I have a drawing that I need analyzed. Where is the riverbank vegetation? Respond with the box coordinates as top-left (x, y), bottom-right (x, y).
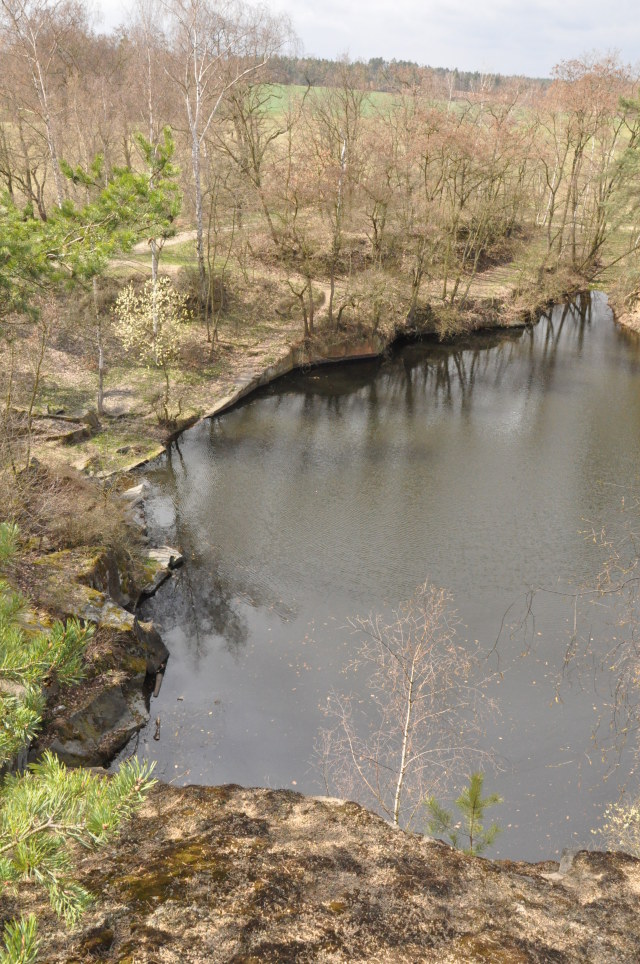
top-left (0, 522), bottom-right (155, 957)
top-left (1, 3), bottom-right (640, 958)
top-left (2, 0), bottom-right (640, 475)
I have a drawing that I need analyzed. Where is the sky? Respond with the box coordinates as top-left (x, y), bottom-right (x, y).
top-left (95, 0), bottom-right (640, 79)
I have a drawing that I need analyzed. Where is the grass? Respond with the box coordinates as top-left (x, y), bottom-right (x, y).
top-left (261, 83), bottom-right (395, 118)
top-left (7, 247), bottom-right (305, 474)
top-left (8, 178), bottom-right (639, 480)
top-left (36, 382), bottom-right (96, 415)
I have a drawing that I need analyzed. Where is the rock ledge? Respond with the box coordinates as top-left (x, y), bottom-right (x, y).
top-left (28, 783), bottom-right (640, 963)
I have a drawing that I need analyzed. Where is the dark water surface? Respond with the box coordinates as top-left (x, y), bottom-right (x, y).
top-left (127, 293), bottom-right (640, 859)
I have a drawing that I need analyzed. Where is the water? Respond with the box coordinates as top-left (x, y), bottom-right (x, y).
top-left (125, 293), bottom-right (640, 860)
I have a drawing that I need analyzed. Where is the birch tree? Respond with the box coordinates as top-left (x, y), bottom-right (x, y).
top-left (0, 0), bottom-right (85, 208)
top-left (317, 581), bottom-right (496, 828)
top-left (163, 0), bottom-right (289, 311)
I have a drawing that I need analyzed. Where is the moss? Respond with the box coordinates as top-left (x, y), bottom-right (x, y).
top-left (79, 926), bottom-right (115, 954)
top-left (121, 654), bottom-right (147, 676)
top-left (117, 842), bottom-right (229, 909)
top-left (33, 547), bottom-right (103, 577)
top-left (328, 900), bottom-right (347, 914)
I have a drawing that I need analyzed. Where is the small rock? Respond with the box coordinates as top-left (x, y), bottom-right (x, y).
top-left (124, 506), bottom-right (146, 531)
top-left (139, 545), bottom-right (184, 598)
top-left (148, 545), bottom-right (184, 571)
top-left (121, 481), bottom-right (150, 505)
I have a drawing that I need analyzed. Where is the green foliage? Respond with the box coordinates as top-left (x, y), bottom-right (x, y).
top-left (0, 522), bottom-right (156, 956)
top-left (0, 195), bottom-right (54, 320)
top-left (0, 581), bottom-right (91, 769)
top-left (0, 129), bottom-right (182, 324)
top-left (0, 524), bottom-right (18, 568)
top-left (115, 276), bottom-right (190, 356)
top-left (133, 127), bottom-right (182, 243)
top-left (114, 276), bottom-right (190, 421)
top-left (0, 516), bottom-right (91, 774)
top-left (0, 915), bottom-right (39, 964)
top-left (426, 772), bottom-right (502, 856)
top-left (0, 752), bottom-right (156, 925)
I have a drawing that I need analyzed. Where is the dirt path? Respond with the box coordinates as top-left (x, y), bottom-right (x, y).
top-left (131, 229), bottom-right (198, 253)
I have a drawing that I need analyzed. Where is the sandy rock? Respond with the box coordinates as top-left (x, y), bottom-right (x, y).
top-left (139, 546), bottom-right (184, 598)
top-left (28, 783), bottom-right (640, 963)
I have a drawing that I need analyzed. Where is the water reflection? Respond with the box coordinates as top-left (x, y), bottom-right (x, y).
top-left (126, 292), bottom-right (640, 860)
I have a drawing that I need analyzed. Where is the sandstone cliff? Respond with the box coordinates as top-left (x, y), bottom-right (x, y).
top-left (21, 782), bottom-right (640, 963)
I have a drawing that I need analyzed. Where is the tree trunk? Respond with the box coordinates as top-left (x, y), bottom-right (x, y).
top-left (191, 129), bottom-right (207, 314)
top-left (150, 238), bottom-right (160, 360)
top-left (92, 278), bottom-right (105, 416)
top-left (393, 660), bottom-right (416, 826)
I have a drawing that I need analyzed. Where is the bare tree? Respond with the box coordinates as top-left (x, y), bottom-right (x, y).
top-left (0, 0), bottom-right (86, 207)
top-left (305, 61), bottom-right (367, 326)
top-left (162, 0), bottom-right (290, 311)
top-left (317, 581), bottom-right (496, 828)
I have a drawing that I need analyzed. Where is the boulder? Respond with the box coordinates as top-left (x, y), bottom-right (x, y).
top-left (133, 618), bottom-right (169, 674)
top-left (30, 783), bottom-right (640, 962)
top-left (46, 686), bottom-right (149, 767)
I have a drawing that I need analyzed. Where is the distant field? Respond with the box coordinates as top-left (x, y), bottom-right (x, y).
top-left (261, 83), bottom-right (394, 117)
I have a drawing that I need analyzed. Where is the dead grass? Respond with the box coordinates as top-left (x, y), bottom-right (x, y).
top-left (0, 459), bottom-right (133, 554)
top-left (1, 215), bottom-right (614, 479)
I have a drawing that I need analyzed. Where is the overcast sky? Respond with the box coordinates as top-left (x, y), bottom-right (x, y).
top-left (95, 0), bottom-right (640, 78)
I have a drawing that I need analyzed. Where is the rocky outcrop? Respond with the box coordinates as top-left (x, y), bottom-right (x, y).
top-left (27, 782), bottom-right (640, 962)
top-left (46, 686), bottom-right (149, 767)
top-left (29, 539), bottom-right (171, 767)
top-left (35, 609), bottom-right (169, 767)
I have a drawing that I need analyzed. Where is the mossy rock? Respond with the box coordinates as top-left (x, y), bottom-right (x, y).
top-left (117, 842), bottom-right (229, 909)
top-left (47, 686), bottom-right (149, 766)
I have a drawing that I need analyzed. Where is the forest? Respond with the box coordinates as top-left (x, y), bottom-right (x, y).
top-left (2, 0), bottom-right (640, 349)
top-left (3, 0), bottom-right (640, 958)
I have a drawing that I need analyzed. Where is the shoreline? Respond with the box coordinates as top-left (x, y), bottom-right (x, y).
top-left (25, 290), bottom-right (589, 772)
top-left (113, 304), bottom-right (540, 479)
top-left (26, 289), bottom-right (634, 796)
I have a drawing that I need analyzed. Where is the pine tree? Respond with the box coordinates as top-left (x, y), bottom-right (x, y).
top-left (426, 772), bottom-right (502, 856)
top-left (0, 523), bottom-right (155, 960)
top-left (1, 133), bottom-right (182, 326)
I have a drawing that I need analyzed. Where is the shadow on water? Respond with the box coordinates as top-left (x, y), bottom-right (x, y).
top-left (118, 292), bottom-right (640, 860)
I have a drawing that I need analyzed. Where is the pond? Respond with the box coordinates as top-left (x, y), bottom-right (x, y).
top-left (126, 292), bottom-right (640, 860)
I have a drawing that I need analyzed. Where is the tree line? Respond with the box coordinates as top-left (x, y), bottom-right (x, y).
top-left (266, 55), bottom-right (549, 93)
top-left (2, 0), bottom-right (640, 346)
